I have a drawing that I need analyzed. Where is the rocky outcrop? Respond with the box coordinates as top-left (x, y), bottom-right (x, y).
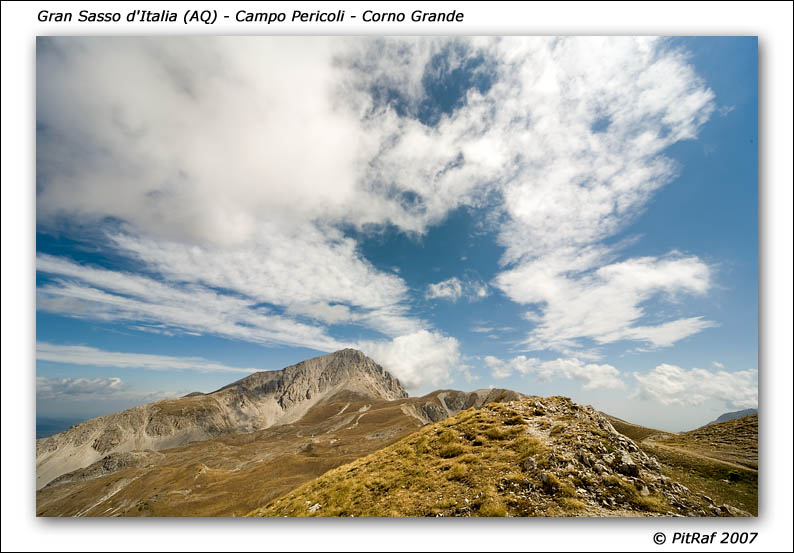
top-left (36, 349), bottom-right (406, 489)
top-left (214, 348), bottom-right (407, 408)
top-left (401, 389), bottom-right (525, 424)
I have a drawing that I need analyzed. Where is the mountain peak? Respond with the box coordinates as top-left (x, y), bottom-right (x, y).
top-left (216, 348), bottom-right (406, 403)
top-left (37, 349), bottom-right (405, 489)
top-left (331, 347), bottom-right (368, 358)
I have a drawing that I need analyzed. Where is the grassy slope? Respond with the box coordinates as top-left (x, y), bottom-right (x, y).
top-left (36, 389), bottom-right (519, 516)
top-left (249, 398), bottom-right (697, 518)
top-left (36, 395), bottom-right (424, 516)
top-left (251, 405), bottom-right (538, 517)
top-left (606, 414), bottom-right (758, 516)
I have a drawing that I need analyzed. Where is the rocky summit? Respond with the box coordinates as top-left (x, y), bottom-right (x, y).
top-left (36, 349), bottom-right (406, 489)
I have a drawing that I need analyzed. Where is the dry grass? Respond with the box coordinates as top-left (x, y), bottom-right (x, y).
top-left (641, 443), bottom-right (758, 516)
top-left (248, 404), bottom-right (553, 517)
top-left (37, 396), bottom-right (430, 517)
top-left (607, 413), bottom-right (758, 516)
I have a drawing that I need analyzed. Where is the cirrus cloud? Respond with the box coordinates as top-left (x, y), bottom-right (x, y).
top-left (36, 342), bottom-right (261, 374)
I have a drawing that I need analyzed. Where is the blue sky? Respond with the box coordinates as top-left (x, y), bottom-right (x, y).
top-left (35, 36), bottom-right (758, 430)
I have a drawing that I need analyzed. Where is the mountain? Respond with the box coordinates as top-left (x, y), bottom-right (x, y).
top-left (248, 396), bottom-right (742, 517)
top-left (37, 386), bottom-right (523, 516)
top-left (36, 349), bottom-right (755, 517)
top-left (706, 408), bottom-right (757, 426)
top-left (36, 348), bottom-right (406, 489)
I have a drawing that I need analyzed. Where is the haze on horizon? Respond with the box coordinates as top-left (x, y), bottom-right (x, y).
top-left (35, 36), bottom-right (758, 431)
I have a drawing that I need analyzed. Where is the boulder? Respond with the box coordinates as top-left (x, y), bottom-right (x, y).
top-left (614, 452), bottom-right (640, 477)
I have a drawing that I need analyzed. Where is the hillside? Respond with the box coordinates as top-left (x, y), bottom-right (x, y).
top-left (36, 386), bottom-right (522, 516)
top-left (249, 397), bottom-right (743, 517)
top-left (660, 414), bottom-right (758, 470)
top-left (36, 349), bottom-right (405, 489)
top-left (606, 413), bottom-right (758, 515)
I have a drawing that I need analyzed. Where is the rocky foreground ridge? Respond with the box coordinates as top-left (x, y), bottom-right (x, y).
top-left (250, 397), bottom-right (750, 517)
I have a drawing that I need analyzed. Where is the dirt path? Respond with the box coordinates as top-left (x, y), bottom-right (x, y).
top-left (642, 440), bottom-right (757, 473)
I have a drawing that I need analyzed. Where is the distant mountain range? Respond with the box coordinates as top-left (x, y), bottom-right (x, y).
top-left (36, 349), bottom-right (756, 517)
top-left (707, 408), bottom-right (758, 426)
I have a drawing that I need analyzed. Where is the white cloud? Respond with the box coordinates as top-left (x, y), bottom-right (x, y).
top-left (425, 277), bottom-right (490, 302)
top-left (632, 364), bottom-right (757, 408)
top-left (37, 37), bottom-right (380, 244)
top-left (426, 277), bottom-right (464, 301)
top-left (36, 376), bottom-right (179, 403)
top-left (37, 36), bottom-right (715, 248)
top-left (36, 253), bottom-right (467, 390)
top-left (358, 330), bottom-right (462, 390)
top-left (36, 37), bottom-right (718, 374)
top-left (37, 376), bottom-right (125, 398)
top-left (36, 342), bottom-right (260, 374)
top-left (484, 354), bottom-right (624, 390)
top-left (109, 230), bottom-right (409, 321)
top-left (484, 355), bottom-right (515, 379)
top-left (496, 250), bottom-right (715, 351)
top-left (712, 361), bottom-right (725, 369)
top-left (285, 303), bottom-right (353, 325)
top-left (36, 254), bottom-right (346, 351)
top-left (536, 358), bottom-right (625, 390)
top-left (472, 324), bottom-right (515, 335)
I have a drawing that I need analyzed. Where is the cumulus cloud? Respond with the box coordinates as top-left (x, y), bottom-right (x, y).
top-left (632, 364), bottom-right (757, 408)
top-left (359, 330), bottom-right (462, 390)
top-left (36, 37), bottom-right (718, 384)
top-left (37, 37), bottom-right (378, 244)
top-left (425, 277), bottom-right (489, 302)
top-left (426, 277), bottom-right (464, 301)
top-left (536, 358), bottom-right (626, 390)
top-left (484, 354), bottom-right (625, 390)
top-left (36, 342), bottom-right (261, 374)
top-left (484, 355), bottom-right (517, 379)
top-left (36, 376), bottom-right (179, 403)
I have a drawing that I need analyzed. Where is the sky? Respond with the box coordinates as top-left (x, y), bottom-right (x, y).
top-left (35, 36), bottom-right (758, 431)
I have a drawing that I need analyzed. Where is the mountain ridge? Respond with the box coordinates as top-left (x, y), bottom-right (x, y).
top-left (706, 408), bottom-right (757, 427)
top-left (36, 348), bottom-right (405, 489)
top-left (36, 386), bottom-right (525, 516)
